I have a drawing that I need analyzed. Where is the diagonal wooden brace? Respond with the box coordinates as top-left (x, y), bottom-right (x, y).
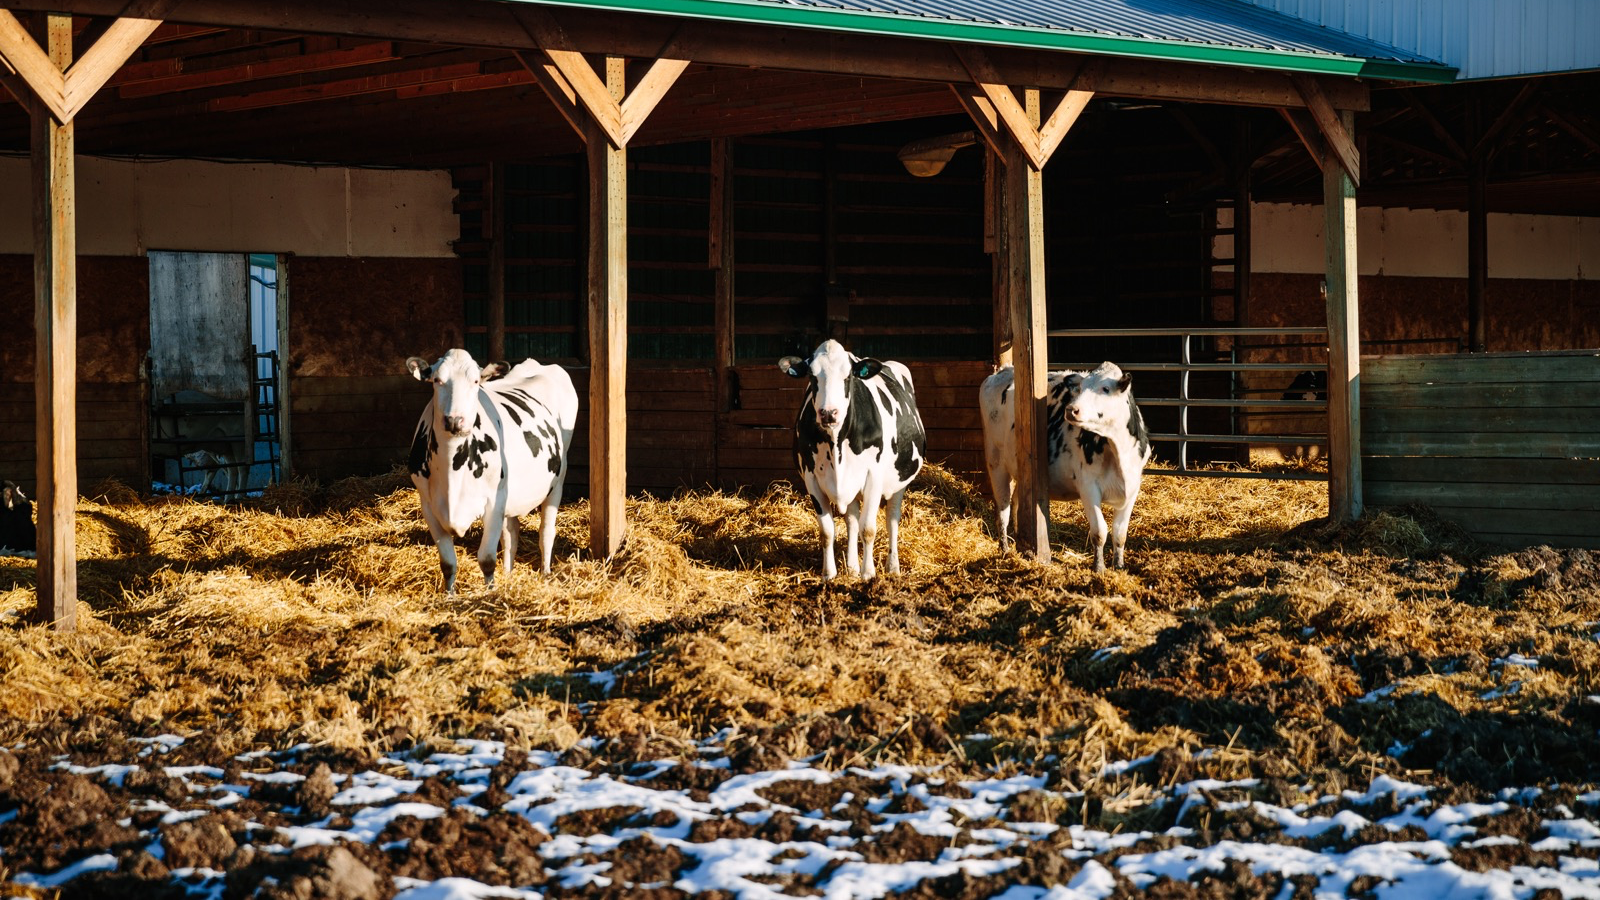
top-left (0, 1), bottom-right (172, 123)
top-left (1291, 73), bottom-right (1360, 187)
top-left (954, 45), bottom-right (1092, 171)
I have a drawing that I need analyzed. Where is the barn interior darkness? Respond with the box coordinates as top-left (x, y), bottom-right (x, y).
top-left (1, 16), bottom-right (1597, 486)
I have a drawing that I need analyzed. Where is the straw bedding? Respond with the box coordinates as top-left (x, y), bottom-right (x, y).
top-left (2, 461), bottom-right (1597, 797)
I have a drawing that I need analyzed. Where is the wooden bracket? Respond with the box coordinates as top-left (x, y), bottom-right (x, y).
top-left (1400, 88), bottom-right (1467, 163)
top-left (954, 45), bottom-right (1092, 170)
top-left (1277, 106), bottom-right (1325, 170)
top-left (1290, 74), bottom-right (1360, 187)
top-left (515, 6), bottom-right (686, 149)
top-left (0, 1), bottom-right (173, 123)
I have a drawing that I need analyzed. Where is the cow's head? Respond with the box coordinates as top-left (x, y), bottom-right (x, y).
top-left (1, 480), bottom-right (26, 512)
top-left (1065, 362), bottom-right (1134, 430)
top-left (407, 349), bottom-right (507, 437)
top-left (779, 340), bottom-right (883, 435)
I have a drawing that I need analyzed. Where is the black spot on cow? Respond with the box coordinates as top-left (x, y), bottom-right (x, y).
top-left (523, 429), bottom-right (543, 461)
top-left (884, 377), bottom-right (925, 483)
top-left (1283, 370), bottom-right (1328, 402)
top-left (1126, 395), bottom-right (1151, 459)
top-left (499, 389), bottom-right (540, 420)
top-left (1078, 429), bottom-right (1108, 465)
top-left (408, 418), bottom-right (434, 477)
top-left (501, 402), bottom-right (523, 426)
top-left (452, 431), bottom-right (496, 478)
top-left (843, 376), bottom-right (886, 460)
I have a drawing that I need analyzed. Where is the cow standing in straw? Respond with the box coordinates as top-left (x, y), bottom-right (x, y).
top-left (980, 361), bottom-right (1153, 572)
top-left (407, 349), bottom-right (578, 592)
top-left (780, 339), bottom-right (926, 580)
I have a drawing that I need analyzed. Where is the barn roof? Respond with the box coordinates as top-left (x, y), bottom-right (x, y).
top-left (532, 0), bottom-right (1458, 81)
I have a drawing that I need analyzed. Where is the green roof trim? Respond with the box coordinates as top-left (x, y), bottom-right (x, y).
top-left (525, 0), bottom-right (1458, 83)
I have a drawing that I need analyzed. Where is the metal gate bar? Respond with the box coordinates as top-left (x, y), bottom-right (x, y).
top-left (1049, 325), bottom-right (1329, 482)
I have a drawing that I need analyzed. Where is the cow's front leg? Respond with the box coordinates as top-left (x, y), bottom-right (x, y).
top-left (1080, 487), bottom-right (1109, 573)
top-left (844, 498), bottom-right (863, 578)
top-left (501, 515), bottom-right (521, 579)
top-left (478, 510), bottom-right (506, 589)
top-left (884, 488), bottom-right (908, 575)
top-left (858, 491), bottom-right (884, 580)
top-left (417, 500), bottom-right (459, 593)
top-left (815, 508), bottom-right (839, 579)
top-left (1109, 486), bottom-right (1140, 570)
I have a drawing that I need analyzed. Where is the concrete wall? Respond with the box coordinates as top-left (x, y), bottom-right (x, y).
top-left (0, 156), bottom-right (458, 258)
top-left (1216, 203), bottom-right (1599, 281)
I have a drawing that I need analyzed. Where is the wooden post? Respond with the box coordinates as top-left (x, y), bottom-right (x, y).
top-left (710, 137), bottom-right (735, 412)
top-left (32, 13), bottom-right (76, 630)
top-left (1466, 94), bottom-right (1488, 353)
top-left (1324, 108), bottom-right (1363, 524)
top-left (587, 57), bottom-right (628, 558)
top-left (487, 161), bottom-right (507, 362)
top-left (987, 148), bottom-right (1012, 368)
top-left (1006, 88), bottom-right (1050, 561)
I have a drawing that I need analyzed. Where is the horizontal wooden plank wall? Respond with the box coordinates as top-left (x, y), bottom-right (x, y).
top-left (290, 374), bottom-right (422, 483)
top-left (0, 382), bottom-right (146, 488)
top-left (1362, 350), bottom-right (1600, 549)
top-left (718, 359), bottom-right (992, 492)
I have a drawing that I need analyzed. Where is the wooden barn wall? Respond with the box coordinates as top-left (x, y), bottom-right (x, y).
top-left (1362, 350), bottom-right (1600, 550)
top-left (0, 254), bottom-right (149, 488)
top-left (286, 257), bottom-right (463, 483)
top-left (453, 123), bottom-right (996, 493)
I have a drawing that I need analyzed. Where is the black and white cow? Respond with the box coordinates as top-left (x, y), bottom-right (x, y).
top-left (779, 340), bottom-right (926, 580)
top-left (979, 361), bottom-right (1153, 572)
top-left (407, 349), bottom-right (578, 592)
top-left (1, 480), bottom-right (36, 558)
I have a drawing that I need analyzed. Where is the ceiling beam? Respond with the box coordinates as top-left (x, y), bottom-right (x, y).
top-left (0, 0), bottom-right (1371, 110)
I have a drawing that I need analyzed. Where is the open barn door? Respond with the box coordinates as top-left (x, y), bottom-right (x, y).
top-left (147, 251), bottom-right (283, 499)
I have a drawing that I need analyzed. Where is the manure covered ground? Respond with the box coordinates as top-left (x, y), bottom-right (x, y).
top-left (1, 464), bottom-right (1598, 899)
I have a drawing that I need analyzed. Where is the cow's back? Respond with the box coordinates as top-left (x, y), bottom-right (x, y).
top-left (481, 361), bottom-right (578, 517)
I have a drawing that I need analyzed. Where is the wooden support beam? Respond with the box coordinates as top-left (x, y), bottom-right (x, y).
top-left (1323, 108), bottom-right (1362, 524)
top-left (112, 41), bottom-right (401, 99)
top-left (710, 137), bottom-right (735, 416)
top-left (32, 13), bottom-right (77, 630)
top-left (956, 46), bottom-right (1091, 171)
top-left (587, 56), bottom-right (628, 559)
top-left (0, 3), bottom-right (168, 122)
top-left (950, 84), bottom-right (1004, 160)
top-left (1475, 79), bottom-right (1540, 160)
top-left (1291, 74), bottom-right (1359, 187)
top-left (987, 146), bottom-right (1011, 368)
top-left (516, 50), bottom-right (587, 141)
top-left (1277, 106), bottom-right (1324, 170)
top-left (1005, 87), bottom-right (1050, 561)
top-left (619, 56), bottom-right (688, 145)
top-left (1400, 88), bottom-right (1467, 162)
top-left (487, 160), bottom-right (505, 362)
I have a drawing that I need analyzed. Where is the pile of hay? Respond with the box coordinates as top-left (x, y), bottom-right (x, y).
top-left (2, 461), bottom-right (1596, 795)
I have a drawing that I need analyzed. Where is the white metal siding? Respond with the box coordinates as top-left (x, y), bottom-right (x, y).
top-left (1239, 0), bottom-right (1599, 78)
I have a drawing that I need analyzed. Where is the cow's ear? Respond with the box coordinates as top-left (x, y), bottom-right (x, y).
top-left (778, 356), bottom-right (808, 378)
top-left (481, 361), bottom-right (509, 381)
top-left (853, 358), bottom-right (883, 379)
top-left (1116, 371), bottom-right (1133, 393)
top-left (406, 357), bottom-right (433, 382)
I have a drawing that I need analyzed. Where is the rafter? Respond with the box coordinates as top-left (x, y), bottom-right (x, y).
top-left (1476, 79), bottom-right (1541, 159)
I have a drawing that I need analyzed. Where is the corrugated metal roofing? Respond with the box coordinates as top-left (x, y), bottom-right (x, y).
top-left (1238, 0), bottom-right (1600, 80)
top-left (534, 0), bottom-right (1458, 81)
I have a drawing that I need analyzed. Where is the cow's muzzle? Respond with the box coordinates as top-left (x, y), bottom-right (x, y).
top-left (816, 407), bottom-right (840, 428)
top-left (443, 414), bottom-right (469, 435)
